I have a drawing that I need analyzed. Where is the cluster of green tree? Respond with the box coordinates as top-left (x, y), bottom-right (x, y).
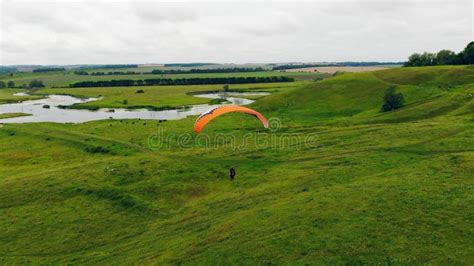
top-left (76, 64), bottom-right (138, 70)
top-left (32, 67), bottom-right (66, 73)
top-left (69, 76), bottom-right (294, 88)
top-left (163, 63), bottom-right (217, 67)
top-left (28, 80), bottom-right (45, 88)
top-left (0, 81), bottom-right (14, 88)
top-left (0, 66), bottom-right (17, 74)
top-left (272, 62), bottom-right (402, 70)
top-left (150, 67), bottom-right (266, 74)
top-left (404, 41), bottom-right (474, 66)
top-left (0, 80), bottom-right (44, 89)
top-left (73, 70), bottom-right (89, 75)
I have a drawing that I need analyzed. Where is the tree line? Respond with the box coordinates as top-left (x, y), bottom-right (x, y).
top-left (32, 67), bottom-right (66, 73)
top-left (150, 67), bottom-right (266, 74)
top-left (163, 63), bottom-right (217, 67)
top-left (69, 76), bottom-right (294, 88)
top-left (74, 70), bottom-right (141, 75)
top-left (73, 67), bottom-right (267, 76)
top-left (0, 81), bottom-right (14, 88)
top-left (76, 64), bottom-right (138, 70)
top-left (272, 64), bottom-right (323, 70)
top-left (0, 80), bottom-right (44, 89)
top-left (404, 41), bottom-right (474, 67)
top-left (0, 67), bottom-right (17, 74)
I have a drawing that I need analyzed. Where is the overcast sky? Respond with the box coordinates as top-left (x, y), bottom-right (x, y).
top-left (0, 0), bottom-right (472, 65)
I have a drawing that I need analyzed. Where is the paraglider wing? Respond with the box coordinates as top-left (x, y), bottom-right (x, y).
top-left (194, 105), bottom-right (269, 133)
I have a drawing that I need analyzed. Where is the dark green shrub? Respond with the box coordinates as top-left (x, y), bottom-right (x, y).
top-left (29, 80), bottom-right (45, 88)
top-left (382, 86), bottom-right (405, 112)
top-left (85, 146), bottom-right (110, 154)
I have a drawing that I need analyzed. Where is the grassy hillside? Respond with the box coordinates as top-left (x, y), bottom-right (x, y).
top-left (0, 66), bottom-right (472, 264)
top-left (373, 65), bottom-right (474, 86)
top-left (256, 67), bottom-right (472, 125)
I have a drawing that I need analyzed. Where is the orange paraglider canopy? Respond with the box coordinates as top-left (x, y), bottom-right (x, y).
top-left (194, 105), bottom-right (269, 133)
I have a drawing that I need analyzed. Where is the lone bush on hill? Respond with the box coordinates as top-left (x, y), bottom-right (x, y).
top-left (382, 86), bottom-right (404, 112)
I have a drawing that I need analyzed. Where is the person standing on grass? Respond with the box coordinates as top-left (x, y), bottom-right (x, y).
top-left (230, 167), bottom-right (236, 181)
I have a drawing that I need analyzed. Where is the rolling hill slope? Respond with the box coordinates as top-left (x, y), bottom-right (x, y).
top-left (0, 66), bottom-right (472, 264)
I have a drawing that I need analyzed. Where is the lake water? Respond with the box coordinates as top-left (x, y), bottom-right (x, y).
top-left (0, 92), bottom-right (269, 124)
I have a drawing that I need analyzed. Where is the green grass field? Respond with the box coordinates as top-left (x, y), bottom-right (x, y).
top-left (36, 82), bottom-right (302, 110)
top-left (1, 71), bottom-right (326, 88)
top-left (0, 113), bottom-right (31, 119)
top-left (0, 66), bottom-right (472, 264)
top-left (0, 89), bottom-right (43, 104)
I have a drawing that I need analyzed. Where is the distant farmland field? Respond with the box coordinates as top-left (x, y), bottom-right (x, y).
top-left (286, 65), bottom-right (401, 74)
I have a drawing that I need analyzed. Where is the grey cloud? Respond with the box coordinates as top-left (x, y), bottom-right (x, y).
top-left (132, 3), bottom-right (198, 23)
top-left (0, 0), bottom-right (472, 65)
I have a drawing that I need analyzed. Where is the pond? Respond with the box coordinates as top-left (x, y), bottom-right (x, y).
top-left (0, 91), bottom-right (269, 124)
